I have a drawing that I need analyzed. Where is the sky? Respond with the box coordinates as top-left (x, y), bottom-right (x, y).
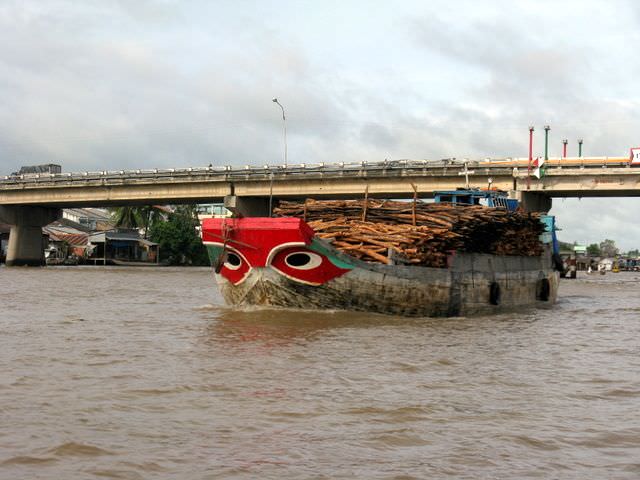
top-left (1, 0), bottom-right (640, 249)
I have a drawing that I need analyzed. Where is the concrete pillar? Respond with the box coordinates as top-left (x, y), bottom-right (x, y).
top-left (6, 225), bottom-right (47, 266)
top-left (0, 206), bottom-right (61, 266)
top-left (516, 192), bottom-right (552, 213)
top-left (224, 195), bottom-right (272, 217)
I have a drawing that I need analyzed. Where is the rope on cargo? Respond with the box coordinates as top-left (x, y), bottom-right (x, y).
top-left (214, 218), bottom-right (233, 273)
top-left (213, 218), bottom-right (258, 273)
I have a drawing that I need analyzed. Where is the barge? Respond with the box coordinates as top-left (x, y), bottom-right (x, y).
top-left (201, 195), bottom-right (560, 317)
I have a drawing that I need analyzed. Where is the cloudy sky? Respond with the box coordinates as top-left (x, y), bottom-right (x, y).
top-left (2, 0), bottom-right (640, 248)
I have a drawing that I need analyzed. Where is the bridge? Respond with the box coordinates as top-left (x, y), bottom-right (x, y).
top-left (1, 157), bottom-right (639, 265)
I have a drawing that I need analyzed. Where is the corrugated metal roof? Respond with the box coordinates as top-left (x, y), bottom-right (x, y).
top-left (45, 224), bottom-right (86, 235)
top-left (47, 232), bottom-right (89, 246)
top-left (63, 208), bottom-right (111, 220)
top-left (88, 231), bottom-right (157, 246)
top-left (138, 238), bottom-right (158, 246)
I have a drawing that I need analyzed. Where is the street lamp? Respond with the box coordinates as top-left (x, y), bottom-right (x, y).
top-left (272, 98), bottom-right (288, 166)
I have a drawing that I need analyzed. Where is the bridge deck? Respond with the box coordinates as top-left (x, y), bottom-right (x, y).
top-left (1, 158), bottom-right (640, 207)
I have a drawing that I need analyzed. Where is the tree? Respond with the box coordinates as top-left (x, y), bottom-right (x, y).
top-left (599, 239), bottom-right (619, 258)
top-left (558, 240), bottom-right (576, 252)
top-left (139, 206), bottom-right (165, 239)
top-left (110, 206), bottom-right (143, 229)
top-left (149, 205), bottom-right (209, 265)
top-left (110, 206), bottom-right (164, 238)
top-left (586, 243), bottom-right (600, 256)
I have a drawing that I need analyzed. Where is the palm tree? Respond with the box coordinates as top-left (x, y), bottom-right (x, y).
top-left (139, 205), bottom-right (165, 239)
top-left (110, 206), bottom-right (143, 229)
top-left (110, 205), bottom-right (166, 238)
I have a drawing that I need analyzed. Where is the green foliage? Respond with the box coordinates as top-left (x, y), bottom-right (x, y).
top-left (586, 243), bottom-right (600, 256)
top-left (599, 239), bottom-right (619, 258)
top-left (110, 206), bottom-right (143, 229)
top-left (110, 205), bottom-right (164, 238)
top-left (139, 206), bottom-right (165, 239)
top-left (626, 249), bottom-right (640, 257)
top-left (149, 206), bottom-right (208, 266)
top-left (557, 240), bottom-right (575, 252)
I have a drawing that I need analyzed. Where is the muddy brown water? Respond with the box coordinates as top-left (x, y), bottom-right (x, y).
top-left (1, 266), bottom-right (640, 479)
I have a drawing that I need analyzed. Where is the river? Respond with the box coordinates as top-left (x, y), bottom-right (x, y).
top-left (1, 266), bottom-right (640, 479)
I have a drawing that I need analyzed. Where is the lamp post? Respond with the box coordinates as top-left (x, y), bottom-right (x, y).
top-left (578, 139), bottom-right (583, 158)
top-left (272, 98), bottom-right (287, 166)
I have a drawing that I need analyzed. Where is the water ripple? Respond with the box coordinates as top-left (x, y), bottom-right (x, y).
top-left (2, 269), bottom-right (640, 478)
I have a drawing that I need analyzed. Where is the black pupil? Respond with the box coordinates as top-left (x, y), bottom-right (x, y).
top-left (226, 253), bottom-right (241, 267)
top-left (287, 253), bottom-right (311, 267)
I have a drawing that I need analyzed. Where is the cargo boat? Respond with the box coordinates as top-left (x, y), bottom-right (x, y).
top-left (201, 194), bottom-right (560, 317)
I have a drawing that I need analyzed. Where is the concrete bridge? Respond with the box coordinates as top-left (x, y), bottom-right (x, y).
top-left (1, 157), bottom-right (638, 265)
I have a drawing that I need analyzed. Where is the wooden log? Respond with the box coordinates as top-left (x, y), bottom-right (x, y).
top-left (274, 198), bottom-right (545, 266)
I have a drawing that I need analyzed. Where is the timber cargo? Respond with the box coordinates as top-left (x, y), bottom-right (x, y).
top-left (201, 197), bottom-right (560, 317)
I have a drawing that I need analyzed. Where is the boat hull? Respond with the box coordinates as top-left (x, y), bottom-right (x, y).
top-left (202, 217), bottom-right (558, 317)
top-left (215, 251), bottom-right (558, 317)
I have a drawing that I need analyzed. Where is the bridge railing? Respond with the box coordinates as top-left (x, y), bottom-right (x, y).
top-left (0, 159), bottom-right (476, 185)
top-left (0, 157), bottom-right (634, 186)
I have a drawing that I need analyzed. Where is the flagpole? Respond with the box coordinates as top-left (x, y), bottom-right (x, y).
top-left (540, 125), bottom-right (550, 179)
top-left (544, 125), bottom-right (550, 162)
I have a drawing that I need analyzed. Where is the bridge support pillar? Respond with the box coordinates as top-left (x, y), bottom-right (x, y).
top-left (516, 192), bottom-right (552, 213)
top-left (224, 196), bottom-right (272, 217)
top-left (0, 206), bottom-right (61, 266)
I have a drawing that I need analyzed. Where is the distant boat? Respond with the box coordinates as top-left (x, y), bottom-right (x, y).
top-left (46, 256), bottom-right (79, 266)
top-left (111, 259), bottom-right (166, 267)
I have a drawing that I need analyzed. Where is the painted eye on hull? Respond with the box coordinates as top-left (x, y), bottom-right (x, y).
top-left (217, 249), bottom-right (251, 285)
top-left (224, 252), bottom-right (243, 270)
top-left (271, 247), bottom-right (350, 285)
top-left (284, 252), bottom-right (322, 270)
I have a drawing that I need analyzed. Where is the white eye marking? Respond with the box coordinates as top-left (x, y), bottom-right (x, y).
top-left (224, 252), bottom-right (243, 271)
top-left (284, 252), bottom-right (322, 270)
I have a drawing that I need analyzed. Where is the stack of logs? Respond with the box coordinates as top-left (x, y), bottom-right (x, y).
top-left (274, 199), bottom-right (545, 267)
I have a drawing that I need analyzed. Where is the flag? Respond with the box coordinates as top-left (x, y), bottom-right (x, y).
top-left (533, 157), bottom-right (546, 179)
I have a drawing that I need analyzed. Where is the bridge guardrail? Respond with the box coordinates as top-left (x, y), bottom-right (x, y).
top-left (0, 159), bottom-right (466, 185)
top-left (0, 157), bottom-right (635, 187)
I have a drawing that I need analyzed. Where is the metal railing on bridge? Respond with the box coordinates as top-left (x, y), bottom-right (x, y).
top-left (0, 157), bottom-right (634, 187)
top-left (0, 159), bottom-right (477, 185)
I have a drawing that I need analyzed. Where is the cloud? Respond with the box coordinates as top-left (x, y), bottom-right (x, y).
top-left (1, 0), bottom-right (639, 246)
top-left (0, 0), bottom-right (363, 170)
top-left (552, 198), bottom-right (640, 251)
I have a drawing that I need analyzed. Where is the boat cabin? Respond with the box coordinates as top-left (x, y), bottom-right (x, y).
top-left (434, 189), bottom-right (518, 211)
top-left (435, 189), bottom-right (560, 256)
